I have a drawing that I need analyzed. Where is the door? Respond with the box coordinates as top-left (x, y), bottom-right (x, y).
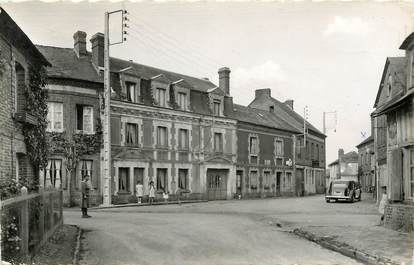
top-left (236, 170), bottom-right (243, 196)
top-left (207, 169), bottom-right (228, 200)
top-left (276, 172), bottom-right (281, 195)
top-left (296, 169), bottom-right (305, 196)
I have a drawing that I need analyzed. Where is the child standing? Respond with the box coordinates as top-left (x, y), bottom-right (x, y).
top-left (136, 181), bottom-right (144, 204)
top-left (378, 186), bottom-right (388, 224)
top-left (149, 181), bottom-right (155, 205)
top-left (163, 190), bottom-right (169, 204)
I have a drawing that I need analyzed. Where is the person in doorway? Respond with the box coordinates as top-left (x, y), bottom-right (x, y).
top-left (136, 181), bottom-right (144, 204)
top-left (378, 186), bottom-right (388, 224)
top-left (81, 175), bottom-right (91, 218)
top-left (149, 181), bottom-right (155, 205)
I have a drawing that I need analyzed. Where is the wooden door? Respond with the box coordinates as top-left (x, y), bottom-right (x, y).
top-left (207, 169), bottom-right (228, 200)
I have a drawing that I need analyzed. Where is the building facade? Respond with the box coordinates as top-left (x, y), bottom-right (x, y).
top-left (0, 7), bottom-right (50, 188)
top-left (248, 89), bottom-right (326, 196)
top-left (371, 33), bottom-right (414, 232)
top-left (356, 136), bottom-right (375, 192)
top-left (37, 30), bottom-right (327, 205)
top-left (327, 149), bottom-right (359, 186)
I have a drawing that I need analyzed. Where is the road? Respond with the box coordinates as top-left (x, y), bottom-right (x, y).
top-left (64, 195), bottom-right (379, 265)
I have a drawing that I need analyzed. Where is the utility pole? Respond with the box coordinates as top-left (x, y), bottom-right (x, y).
top-left (101, 9), bottom-right (128, 206)
top-left (322, 111), bottom-right (337, 134)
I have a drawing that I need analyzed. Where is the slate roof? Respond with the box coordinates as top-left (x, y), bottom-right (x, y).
top-left (249, 96), bottom-right (325, 137)
top-left (36, 45), bottom-right (219, 93)
top-left (229, 104), bottom-right (300, 133)
top-left (356, 135), bottom-right (373, 148)
top-left (1, 8), bottom-right (50, 67)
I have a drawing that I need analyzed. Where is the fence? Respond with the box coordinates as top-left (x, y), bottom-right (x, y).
top-left (1, 188), bottom-right (63, 263)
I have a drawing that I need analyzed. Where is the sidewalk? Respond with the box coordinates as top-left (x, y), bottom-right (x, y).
top-left (89, 199), bottom-right (208, 210)
top-left (293, 223), bottom-right (413, 265)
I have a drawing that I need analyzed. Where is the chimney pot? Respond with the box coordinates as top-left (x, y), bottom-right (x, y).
top-left (73, 31), bottom-right (87, 58)
top-left (90, 33), bottom-right (104, 68)
top-left (218, 67), bottom-right (230, 95)
top-left (284, 99), bottom-right (294, 110)
top-left (338, 148), bottom-right (345, 158)
top-left (255, 88), bottom-right (271, 98)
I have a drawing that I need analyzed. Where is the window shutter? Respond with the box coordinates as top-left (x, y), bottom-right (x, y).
top-left (111, 117), bottom-right (121, 145)
top-left (390, 149), bottom-right (403, 201)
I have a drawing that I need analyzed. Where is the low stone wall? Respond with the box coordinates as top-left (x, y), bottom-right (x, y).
top-left (384, 204), bottom-right (414, 232)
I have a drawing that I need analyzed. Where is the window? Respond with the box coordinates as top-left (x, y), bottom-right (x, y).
top-left (126, 82), bottom-right (139, 102)
top-left (249, 137), bottom-right (258, 154)
top-left (178, 129), bottom-right (189, 150)
top-left (263, 171), bottom-right (271, 189)
top-left (250, 171), bottom-right (258, 189)
top-left (125, 123), bottom-right (139, 146)
top-left (286, 172), bottom-right (292, 187)
top-left (177, 92), bottom-right (187, 110)
top-left (410, 149), bottom-right (414, 198)
top-left (134, 168), bottom-right (144, 185)
top-left (47, 102), bottom-right (63, 132)
top-left (155, 88), bottom-right (166, 107)
top-left (157, 168), bottom-right (168, 192)
top-left (79, 160), bottom-right (93, 188)
top-left (118, 168), bottom-right (130, 193)
top-left (157, 126), bottom-right (168, 147)
top-left (178, 169), bottom-right (189, 190)
top-left (269, 106), bottom-right (274, 113)
top-left (15, 63), bottom-right (26, 113)
top-left (316, 144), bottom-right (320, 160)
top-left (76, 105), bottom-right (93, 133)
top-left (387, 75), bottom-right (393, 97)
top-left (43, 159), bottom-right (62, 188)
top-left (213, 101), bottom-right (221, 116)
top-left (275, 138), bottom-right (284, 156)
top-left (214, 132), bottom-right (223, 153)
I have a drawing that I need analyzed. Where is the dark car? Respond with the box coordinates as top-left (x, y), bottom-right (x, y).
top-left (325, 180), bottom-right (361, 203)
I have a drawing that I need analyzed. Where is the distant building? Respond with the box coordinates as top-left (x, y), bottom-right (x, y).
top-left (356, 136), bottom-right (374, 192)
top-left (327, 149), bottom-right (359, 185)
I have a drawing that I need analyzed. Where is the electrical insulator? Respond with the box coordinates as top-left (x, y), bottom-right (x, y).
top-left (124, 37), bottom-right (127, 41)
top-left (124, 10), bottom-right (128, 14)
top-left (123, 31), bottom-right (128, 35)
top-left (124, 23), bottom-right (129, 28)
top-left (124, 16), bottom-right (128, 21)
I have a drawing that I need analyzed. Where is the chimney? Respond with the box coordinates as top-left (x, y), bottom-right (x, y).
top-left (90, 33), bottom-right (104, 68)
top-left (218, 67), bottom-right (230, 95)
top-left (255, 88), bottom-right (271, 98)
top-left (73, 31), bottom-right (87, 58)
top-left (284, 99), bottom-right (294, 110)
top-left (338, 148), bottom-right (344, 159)
top-left (223, 96), bottom-right (234, 116)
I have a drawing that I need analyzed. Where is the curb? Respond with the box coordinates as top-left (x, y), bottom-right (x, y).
top-left (292, 228), bottom-right (400, 265)
top-left (90, 199), bottom-right (209, 210)
top-left (72, 226), bottom-right (82, 265)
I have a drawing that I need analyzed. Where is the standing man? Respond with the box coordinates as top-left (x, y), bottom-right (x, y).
top-left (81, 175), bottom-right (91, 218)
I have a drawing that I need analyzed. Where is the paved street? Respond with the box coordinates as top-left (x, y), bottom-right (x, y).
top-left (64, 195), bottom-right (384, 265)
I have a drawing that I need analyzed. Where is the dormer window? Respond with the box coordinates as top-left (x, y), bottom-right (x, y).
top-left (177, 92), bottom-right (187, 110)
top-left (155, 87), bottom-right (166, 107)
top-left (126, 82), bottom-right (139, 103)
top-left (213, 100), bottom-right (221, 116)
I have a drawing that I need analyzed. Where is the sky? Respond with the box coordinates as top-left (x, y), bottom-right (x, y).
top-left (1, 0), bottom-right (413, 164)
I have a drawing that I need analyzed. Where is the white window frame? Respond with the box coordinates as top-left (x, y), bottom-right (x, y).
top-left (76, 105), bottom-right (94, 134)
top-left (410, 148), bottom-right (414, 199)
top-left (47, 102), bottom-right (64, 132)
top-left (177, 92), bottom-right (187, 111)
top-left (157, 126), bottom-right (168, 148)
top-left (156, 87), bottom-right (167, 107)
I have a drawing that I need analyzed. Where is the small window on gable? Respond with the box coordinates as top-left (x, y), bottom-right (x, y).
top-left (177, 92), bottom-right (187, 110)
top-left (213, 100), bottom-right (221, 116)
top-left (156, 88), bottom-right (166, 107)
top-left (387, 75), bottom-right (393, 97)
top-left (269, 106), bottom-right (274, 113)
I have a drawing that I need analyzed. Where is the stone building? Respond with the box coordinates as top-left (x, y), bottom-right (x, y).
top-left (356, 136), bottom-right (375, 192)
top-left (228, 102), bottom-right (298, 198)
top-left (327, 149), bottom-right (359, 186)
top-left (37, 30), bottom-right (326, 205)
top-left (248, 89), bottom-right (326, 195)
top-left (0, 7), bottom-right (50, 187)
top-left (372, 33), bottom-right (414, 232)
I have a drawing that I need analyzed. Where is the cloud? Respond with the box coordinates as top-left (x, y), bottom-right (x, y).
top-left (231, 60), bottom-right (287, 105)
top-left (323, 16), bottom-right (373, 36)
